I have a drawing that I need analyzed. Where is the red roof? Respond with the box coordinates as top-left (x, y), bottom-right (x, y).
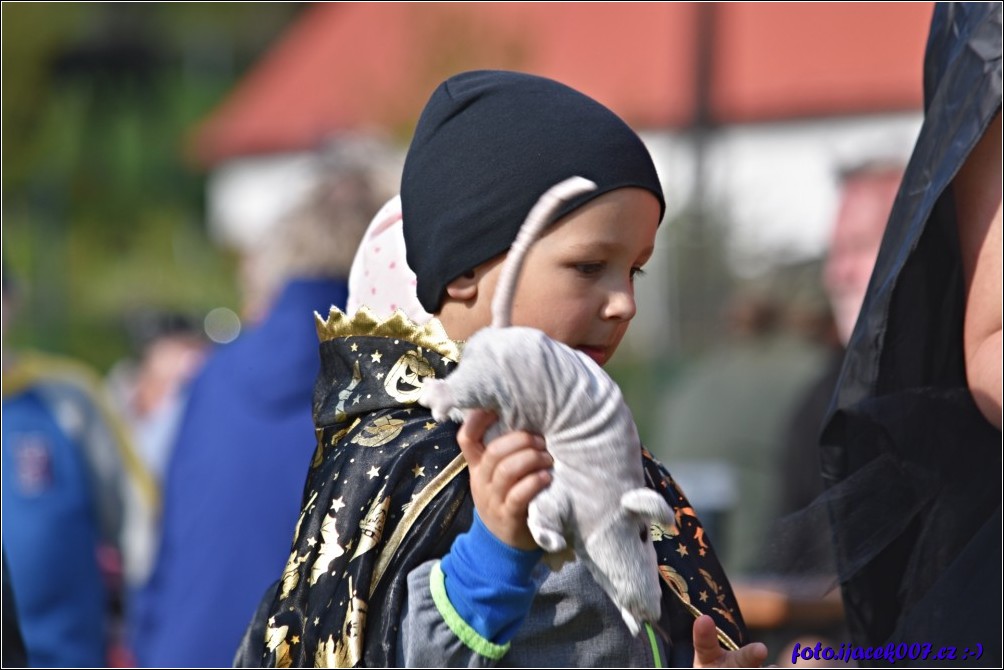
top-left (191, 2), bottom-right (934, 167)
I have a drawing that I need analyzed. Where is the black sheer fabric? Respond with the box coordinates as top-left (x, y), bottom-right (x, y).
top-left (819, 4), bottom-right (1002, 666)
top-left (823, 389), bottom-right (1000, 653)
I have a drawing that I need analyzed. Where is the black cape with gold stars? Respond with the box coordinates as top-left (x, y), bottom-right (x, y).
top-left (236, 308), bottom-right (749, 667)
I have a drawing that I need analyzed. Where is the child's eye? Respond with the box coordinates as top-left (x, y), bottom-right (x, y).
top-left (630, 267), bottom-right (647, 281)
top-left (573, 262), bottom-right (605, 276)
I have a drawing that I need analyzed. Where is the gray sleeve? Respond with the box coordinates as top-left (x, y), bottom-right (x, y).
top-left (396, 560), bottom-right (504, 668)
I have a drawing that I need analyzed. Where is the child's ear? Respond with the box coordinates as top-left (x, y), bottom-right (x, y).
top-left (444, 270), bottom-right (478, 302)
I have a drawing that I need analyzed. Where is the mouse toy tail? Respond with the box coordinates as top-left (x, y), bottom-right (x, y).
top-left (490, 176), bottom-right (597, 328)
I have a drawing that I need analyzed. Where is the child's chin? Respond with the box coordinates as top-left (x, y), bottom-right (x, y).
top-left (576, 346), bottom-right (609, 366)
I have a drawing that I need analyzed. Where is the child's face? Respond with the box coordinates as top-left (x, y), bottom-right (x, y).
top-left (442, 187), bottom-right (660, 366)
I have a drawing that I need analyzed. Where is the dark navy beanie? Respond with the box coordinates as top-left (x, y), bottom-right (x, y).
top-left (401, 70), bottom-right (666, 313)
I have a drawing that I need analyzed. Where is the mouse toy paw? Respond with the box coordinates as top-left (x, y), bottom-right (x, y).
top-left (418, 380), bottom-right (459, 424)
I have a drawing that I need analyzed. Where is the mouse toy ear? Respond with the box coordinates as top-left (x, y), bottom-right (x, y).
top-left (621, 488), bottom-right (674, 526)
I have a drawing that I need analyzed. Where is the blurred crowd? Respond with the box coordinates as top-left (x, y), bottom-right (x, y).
top-left (2, 136), bottom-right (402, 668)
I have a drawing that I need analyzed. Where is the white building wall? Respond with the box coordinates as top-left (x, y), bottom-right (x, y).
top-left (204, 111), bottom-right (923, 357)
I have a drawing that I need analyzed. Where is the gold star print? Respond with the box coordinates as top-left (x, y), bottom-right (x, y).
top-left (366, 466), bottom-right (380, 479)
top-left (350, 343), bottom-right (358, 352)
top-left (290, 635), bottom-right (300, 645)
top-left (699, 548), bottom-right (706, 557)
top-left (331, 497), bottom-right (346, 512)
top-left (314, 617), bottom-right (320, 626)
top-left (423, 422), bottom-right (436, 431)
top-left (268, 616), bottom-right (276, 627)
top-left (412, 465), bottom-right (425, 478)
top-left (376, 372), bottom-right (384, 380)
top-left (307, 537), bottom-right (317, 547)
top-left (675, 544), bottom-right (689, 557)
top-left (351, 416), bottom-right (405, 447)
top-left (699, 591), bottom-right (709, 603)
top-left (370, 351), bottom-right (383, 363)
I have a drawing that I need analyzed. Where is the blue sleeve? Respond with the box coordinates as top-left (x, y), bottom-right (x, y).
top-left (439, 512), bottom-right (546, 644)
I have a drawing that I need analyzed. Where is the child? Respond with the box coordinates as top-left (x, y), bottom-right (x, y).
top-left (237, 70), bottom-right (767, 667)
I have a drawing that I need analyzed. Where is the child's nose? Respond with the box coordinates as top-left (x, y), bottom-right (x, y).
top-left (603, 287), bottom-right (637, 321)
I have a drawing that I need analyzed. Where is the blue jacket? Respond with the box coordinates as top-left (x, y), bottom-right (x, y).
top-left (132, 278), bottom-right (347, 667)
top-left (2, 388), bottom-right (108, 667)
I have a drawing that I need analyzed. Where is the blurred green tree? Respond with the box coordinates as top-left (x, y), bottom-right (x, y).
top-left (2, 2), bottom-right (303, 370)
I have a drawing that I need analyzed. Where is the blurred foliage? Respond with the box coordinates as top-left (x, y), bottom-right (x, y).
top-left (608, 202), bottom-right (741, 443)
top-left (2, 2), bottom-right (304, 370)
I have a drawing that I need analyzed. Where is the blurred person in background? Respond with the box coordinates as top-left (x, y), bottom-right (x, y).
top-left (2, 267), bottom-right (158, 667)
top-left (105, 308), bottom-right (209, 591)
top-left (107, 308), bottom-right (209, 483)
top-left (130, 135), bottom-right (397, 668)
top-left (821, 3), bottom-right (1000, 663)
top-left (771, 162), bottom-right (903, 572)
top-left (822, 164), bottom-right (905, 348)
top-left (654, 265), bottom-right (829, 579)
top-left (761, 164), bottom-right (904, 668)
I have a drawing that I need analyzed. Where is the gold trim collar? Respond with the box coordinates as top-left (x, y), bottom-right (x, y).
top-left (315, 306), bottom-right (462, 362)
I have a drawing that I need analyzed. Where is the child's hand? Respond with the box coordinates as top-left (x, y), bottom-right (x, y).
top-left (692, 615), bottom-right (769, 667)
top-left (457, 409), bottom-right (553, 550)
